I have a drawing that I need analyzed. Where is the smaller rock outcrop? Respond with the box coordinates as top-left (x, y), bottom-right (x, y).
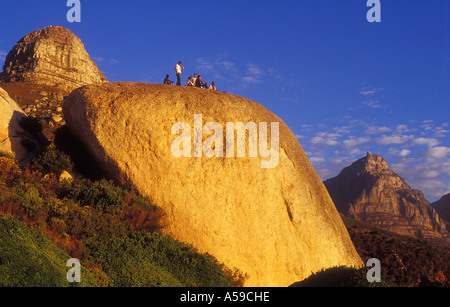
top-left (0, 26), bottom-right (107, 140)
top-left (324, 152), bottom-right (450, 245)
top-left (0, 87), bottom-right (45, 164)
top-left (0, 26), bottom-right (107, 95)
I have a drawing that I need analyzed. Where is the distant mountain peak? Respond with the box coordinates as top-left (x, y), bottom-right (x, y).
top-left (324, 153), bottom-right (450, 246)
top-left (335, 152), bottom-right (393, 181)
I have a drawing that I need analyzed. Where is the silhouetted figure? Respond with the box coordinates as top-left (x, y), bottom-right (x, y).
top-left (195, 75), bottom-right (205, 88)
top-left (164, 74), bottom-right (174, 85)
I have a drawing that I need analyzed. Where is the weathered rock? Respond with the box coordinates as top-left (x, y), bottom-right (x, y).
top-left (324, 152), bottom-right (450, 246)
top-left (0, 87), bottom-right (44, 164)
top-left (432, 194), bottom-right (450, 226)
top-left (63, 82), bottom-right (362, 286)
top-left (59, 170), bottom-right (74, 183)
top-left (0, 26), bottom-right (107, 95)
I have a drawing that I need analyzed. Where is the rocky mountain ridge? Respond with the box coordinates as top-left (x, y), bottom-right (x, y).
top-left (324, 152), bottom-right (450, 246)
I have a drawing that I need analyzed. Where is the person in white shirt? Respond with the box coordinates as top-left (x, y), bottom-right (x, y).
top-left (175, 61), bottom-right (184, 86)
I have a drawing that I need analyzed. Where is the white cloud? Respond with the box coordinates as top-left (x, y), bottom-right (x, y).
top-left (376, 134), bottom-right (414, 145)
top-left (363, 100), bottom-right (383, 109)
top-left (423, 146), bottom-right (450, 160)
top-left (242, 76), bottom-right (261, 84)
top-left (310, 136), bottom-right (339, 146)
top-left (247, 64), bottom-right (263, 76)
top-left (365, 126), bottom-right (392, 135)
top-left (412, 137), bottom-right (440, 148)
top-left (359, 86), bottom-right (382, 96)
top-left (196, 57), bottom-right (214, 71)
top-left (343, 136), bottom-right (371, 149)
top-left (310, 157), bottom-right (326, 163)
top-left (0, 49), bottom-right (7, 62)
top-left (93, 56), bottom-right (119, 65)
top-left (242, 64), bottom-right (264, 84)
top-left (398, 149), bottom-right (411, 157)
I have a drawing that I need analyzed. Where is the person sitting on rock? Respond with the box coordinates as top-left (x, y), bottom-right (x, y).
top-left (209, 81), bottom-right (216, 90)
top-left (163, 74), bottom-right (174, 85)
top-left (187, 76), bottom-right (195, 86)
top-left (195, 75), bottom-right (205, 88)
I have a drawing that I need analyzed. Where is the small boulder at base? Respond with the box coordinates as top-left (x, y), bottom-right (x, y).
top-left (63, 82), bottom-right (362, 287)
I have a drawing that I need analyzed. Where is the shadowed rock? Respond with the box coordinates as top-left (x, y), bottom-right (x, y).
top-left (0, 87), bottom-right (45, 164)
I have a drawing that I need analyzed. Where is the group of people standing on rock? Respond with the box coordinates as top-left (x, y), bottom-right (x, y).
top-left (163, 61), bottom-right (217, 91)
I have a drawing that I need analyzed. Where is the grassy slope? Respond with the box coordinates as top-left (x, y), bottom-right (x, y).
top-left (0, 215), bottom-right (97, 287)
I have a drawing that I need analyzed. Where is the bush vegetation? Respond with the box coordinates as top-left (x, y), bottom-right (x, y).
top-left (0, 215), bottom-right (97, 287)
top-left (0, 154), bottom-right (242, 287)
top-left (342, 215), bottom-right (450, 287)
top-left (290, 266), bottom-right (391, 287)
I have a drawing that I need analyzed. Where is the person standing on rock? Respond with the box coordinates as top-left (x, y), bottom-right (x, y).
top-left (175, 61), bottom-right (184, 86)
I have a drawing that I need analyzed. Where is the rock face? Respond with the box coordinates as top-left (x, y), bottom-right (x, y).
top-left (0, 26), bottom-right (107, 95)
top-left (0, 26), bottom-right (107, 140)
top-left (324, 152), bottom-right (450, 245)
top-left (63, 82), bottom-right (363, 287)
top-left (0, 87), bottom-right (44, 164)
top-left (432, 194), bottom-right (450, 227)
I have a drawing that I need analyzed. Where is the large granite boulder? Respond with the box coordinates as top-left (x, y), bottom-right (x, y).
top-left (63, 82), bottom-right (362, 286)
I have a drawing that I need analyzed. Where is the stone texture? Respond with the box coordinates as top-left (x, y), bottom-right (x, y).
top-left (0, 87), bottom-right (43, 164)
top-left (432, 194), bottom-right (450, 227)
top-left (63, 82), bottom-right (363, 287)
top-left (0, 26), bottom-right (107, 95)
top-left (324, 152), bottom-right (450, 246)
top-left (0, 26), bottom-right (106, 140)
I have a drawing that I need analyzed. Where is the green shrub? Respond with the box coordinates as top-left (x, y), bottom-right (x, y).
top-left (16, 183), bottom-right (45, 216)
top-left (87, 232), bottom-right (233, 287)
top-left (0, 215), bottom-right (98, 287)
top-left (68, 179), bottom-right (125, 212)
top-left (32, 144), bottom-right (74, 176)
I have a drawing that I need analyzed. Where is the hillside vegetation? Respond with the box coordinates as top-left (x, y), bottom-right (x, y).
top-left (342, 216), bottom-right (450, 287)
top-left (0, 215), bottom-right (97, 287)
top-left (0, 146), bottom-right (243, 287)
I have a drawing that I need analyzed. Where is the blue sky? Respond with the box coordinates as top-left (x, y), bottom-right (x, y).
top-left (0, 0), bottom-right (449, 201)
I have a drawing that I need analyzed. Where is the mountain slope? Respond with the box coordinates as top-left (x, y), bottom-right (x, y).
top-left (432, 193), bottom-right (450, 225)
top-left (324, 152), bottom-right (449, 246)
